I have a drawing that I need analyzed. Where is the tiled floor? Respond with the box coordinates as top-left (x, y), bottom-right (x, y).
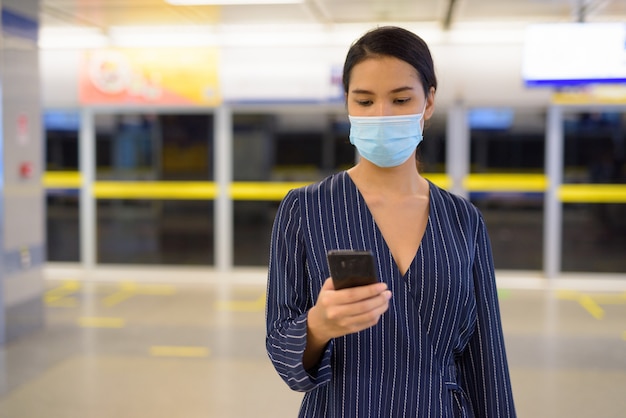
top-left (0, 266), bottom-right (625, 417)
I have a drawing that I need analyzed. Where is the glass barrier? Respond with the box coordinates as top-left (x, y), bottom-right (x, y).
top-left (45, 110), bottom-right (80, 171)
top-left (93, 112), bottom-right (215, 264)
top-left (44, 107), bottom-right (625, 275)
top-left (44, 110), bottom-right (80, 262)
top-left (562, 202), bottom-right (626, 273)
top-left (230, 111), bottom-right (447, 266)
top-left (95, 113), bottom-right (214, 181)
top-left (562, 111), bottom-right (626, 273)
top-left (46, 193), bottom-right (80, 262)
top-left (469, 108), bottom-right (546, 270)
top-left (97, 199), bottom-right (214, 265)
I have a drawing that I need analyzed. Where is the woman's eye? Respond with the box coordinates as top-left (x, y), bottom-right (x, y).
top-left (357, 100), bottom-right (373, 106)
top-left (394, 98), bottom-right (411, 104)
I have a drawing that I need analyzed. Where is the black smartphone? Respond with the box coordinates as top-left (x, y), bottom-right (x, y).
top-left (326, 249), bottom-right (378, 290)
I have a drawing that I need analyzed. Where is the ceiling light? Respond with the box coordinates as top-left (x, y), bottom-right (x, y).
top-left (108, 25), bottom-right (217, 47)
top-left (166, 0), bottom-right (304, 5)
top-left (39, 27), bottom-right (109, 49)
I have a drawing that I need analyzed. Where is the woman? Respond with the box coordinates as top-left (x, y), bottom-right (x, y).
top-left (265, 26), bottom-right (516, 417)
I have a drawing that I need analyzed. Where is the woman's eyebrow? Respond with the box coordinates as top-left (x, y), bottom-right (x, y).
top-left (350, 88), bottom-right (373, 95)
top-left (350, 86), bottom-right (414, 95)
top-left (390, 86), bottom-right (414, 93)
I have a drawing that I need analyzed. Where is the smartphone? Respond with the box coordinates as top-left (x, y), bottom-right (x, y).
top-left (326, 249), bottom-right (378, 290)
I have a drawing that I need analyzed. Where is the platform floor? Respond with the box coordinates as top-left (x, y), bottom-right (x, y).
top-left (0, 266), bottom-right (625, 417)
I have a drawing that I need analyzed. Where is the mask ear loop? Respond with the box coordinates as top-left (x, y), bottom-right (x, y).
top-left (418, 101), bottom-right (428, 131)
top-left (420, 99), bottom-right (428, 117)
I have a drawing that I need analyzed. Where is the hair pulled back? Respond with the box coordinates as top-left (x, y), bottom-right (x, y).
top-left (342, 26), bottom-right (437, 98)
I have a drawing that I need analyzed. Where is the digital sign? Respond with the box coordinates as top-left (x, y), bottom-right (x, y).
top-left (522, 23), bottom-right (626, 87)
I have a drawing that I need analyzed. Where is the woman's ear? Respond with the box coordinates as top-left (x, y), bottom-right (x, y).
top-left (424, 87), bottom-right (436, 120)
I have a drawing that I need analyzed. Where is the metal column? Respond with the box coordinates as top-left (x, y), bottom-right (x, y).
top-left (214, 106), bottom-right (233, 271)
top-left (79, 108), bottom-right (95, 269)
top-left (0, 3), bottom-right (5, 346)
top-left (544, 105), bottom-right (563, 279)
top-left (446, 102), bottom-right (469, 199)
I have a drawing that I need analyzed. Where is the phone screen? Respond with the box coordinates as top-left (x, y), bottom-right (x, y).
top-left (326, 249), bottom-right (378, 290)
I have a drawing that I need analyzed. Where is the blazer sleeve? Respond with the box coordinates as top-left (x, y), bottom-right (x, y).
top-left (459, 214), bottom-right (517, 417)
top-left (265, 189), bottom-right (333, 392)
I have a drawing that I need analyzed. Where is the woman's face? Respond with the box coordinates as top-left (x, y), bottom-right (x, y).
top-left (346, 55), bottom-right (434, 119)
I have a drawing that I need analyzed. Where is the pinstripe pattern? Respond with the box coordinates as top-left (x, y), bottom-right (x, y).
top-left (266, 171), bottom-right (516, 417)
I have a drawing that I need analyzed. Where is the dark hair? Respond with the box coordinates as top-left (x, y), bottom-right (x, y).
top-left (342, 26), bottom-right (437, 98)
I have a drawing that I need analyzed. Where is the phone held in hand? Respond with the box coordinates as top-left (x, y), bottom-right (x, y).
top-left (326, 249), bottom-right (378, 290)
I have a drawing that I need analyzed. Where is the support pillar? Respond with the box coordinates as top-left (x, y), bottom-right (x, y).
top-left (447, 101), bottom-right (470, 198)
top-left (0, 0), bottom-right (44, 344)
top-left (544, 105), bottom-right (563, 279)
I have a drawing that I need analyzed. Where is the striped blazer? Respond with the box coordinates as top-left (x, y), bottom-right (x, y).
top-left (266, 171), bottom-right (516, 417)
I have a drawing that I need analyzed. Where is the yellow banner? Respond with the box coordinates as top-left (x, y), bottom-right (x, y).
top-left (80, 48), bottom-right (220, 106)
top-left (552, 84), bottom-right (626, 105)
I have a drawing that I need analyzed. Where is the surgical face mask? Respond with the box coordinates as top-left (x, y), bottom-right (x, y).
top-left (349, 108), bottom-right (426, 168)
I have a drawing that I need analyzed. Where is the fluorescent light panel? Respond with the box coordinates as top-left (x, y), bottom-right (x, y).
top-left (166, 0), bottom-right (304, 5)
top-left (39, 27), bottom-right (110, 49)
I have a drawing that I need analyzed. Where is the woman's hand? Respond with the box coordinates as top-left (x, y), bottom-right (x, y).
top-left (303, 278), bottom-right (392, 370)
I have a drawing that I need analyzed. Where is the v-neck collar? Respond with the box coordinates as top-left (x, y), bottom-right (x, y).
top-left (340, 170), bottom-right (433, 278)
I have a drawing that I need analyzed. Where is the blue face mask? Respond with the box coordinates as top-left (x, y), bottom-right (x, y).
top-left (349, 109), bottom-right (426, 168)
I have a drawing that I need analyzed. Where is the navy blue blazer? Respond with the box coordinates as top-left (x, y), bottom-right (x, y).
top-left (266, 171), bottom-right (516, 417)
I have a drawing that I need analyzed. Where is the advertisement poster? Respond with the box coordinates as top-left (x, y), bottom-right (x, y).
top-left (79, 48), bottom-right (220, 106)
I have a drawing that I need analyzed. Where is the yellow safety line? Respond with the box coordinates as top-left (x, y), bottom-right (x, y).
top-left (215, 294), bottom-right (266, 312)
top-left (41, 172), bottom-right (626, 203)
top-left (230, 177), bottom-right (452, 199)
top-left (102, 282), bottom-right (177, 307)
top-left (229, 182), bottom-right (312, 200)
top-left (93, 181), bottom-right (218, 200)
top-left (557, 289), bottom-right (580, 301)
top-left (583, 292), bottom-right (626, 304)
top-left (464, 173), bottom-right (547, 192)
top-left (557, 290), bottom-right (605, 320)
top-left (423, 173), bottom-right (451, 189)
top-left (44, 280), bottom-right (81, 307)
top-left (150, 346), bottom-right (210, 358)
top-left (101, 290), bottom-right (135, 308)
top-left (559, 184), bottom-right (626, 203)
top-left (78, 317), bottom-right (126, 328)
top-left (43, 171), bottom-right (82, 188)
top-left (577, 295), bottom-right (605, 320)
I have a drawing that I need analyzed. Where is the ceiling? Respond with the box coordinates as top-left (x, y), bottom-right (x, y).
top-left (39, 0), bottom-right (626, 31)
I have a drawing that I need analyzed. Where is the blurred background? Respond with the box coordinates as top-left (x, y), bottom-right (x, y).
top-left (33, 0), bottom-right (626, 274)
top-left (1, 0), bottom-right (625, 417)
